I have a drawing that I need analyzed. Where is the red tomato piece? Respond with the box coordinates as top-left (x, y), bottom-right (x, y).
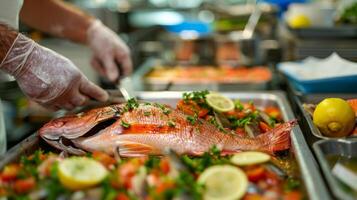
top-left (155, 180), bottom-right (174, 194)
top-left (235, 127), bottom-right (246, 137)
top-left (13, 177), bottom-right (36, 194)
top-left (118, 162), bottom-right (139, 189)
top-left (246, 166), bottom-right (266, 182)
top-left (92, 151), bottom-right (116, 168)
top-left (264, 107), bottom-right (281, 121)
top-left (159, 158), bottom-right (171, 174)
top-left (177, 100), bottom-right (209, 118)
top-left (283, 190), bottom-right (302, 200)
top-left (259, 122), bottom-right (272, 133)
top-left (0, 164), bottom-right (21, 182)
top-left (116, 193), bottom-right (130, 200)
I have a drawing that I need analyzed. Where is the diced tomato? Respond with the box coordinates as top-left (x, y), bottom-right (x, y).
top-left (235, 127), bottom-right (246, 137)
top-left (259, 122), bottom-right (272, 133)
top-left (0, 187), bottom-right (7, 196)
top-left (155, 180), bottom-right (174, 194)
top-left (243, 194), bottom-right (264, 200)
top-left (13, 177), bottom-right (36, 194)
top-left (347, 99), bottom-right (357, 116)
top-left (264, 107), bottom-right (281, 121)
top-left (225, 110), bottom-right (246, 119)
top-left (0, 164), bottom-right (21, 182)
top-left (118, 162), bottom-right (139, 189)
top-left (283, 191), bottom-right (302, 200)
top-left (177, 100), bottom-right (209, 118)
top-left (159, 158), bottom-right (170, 174)
top-left (116, 193), bottom-right (130, 200)
top-left (246, 166), bottom-right (266, 182)
top-left (92, 151), bottom-right (116, 168)
top-left (245, 102), bottom-right (256, 112)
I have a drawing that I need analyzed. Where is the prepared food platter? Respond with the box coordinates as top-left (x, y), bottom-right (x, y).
top-left (132, 59), bottom-right (272, 91)
top-left (0, 91), bottom-right (329, 199)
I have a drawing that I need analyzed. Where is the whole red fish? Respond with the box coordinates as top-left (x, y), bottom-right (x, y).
top-left (39, 103), bottom-right (296, 157)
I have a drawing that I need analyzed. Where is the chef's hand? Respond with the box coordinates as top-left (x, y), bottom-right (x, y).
top-left (87, 20), bottom-right (132, 82)
top-left (0, 33), bottom-right (108, 110)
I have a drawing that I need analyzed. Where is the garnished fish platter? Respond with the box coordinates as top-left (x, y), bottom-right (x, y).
top-left (0, 91), bottom-right (330, 199)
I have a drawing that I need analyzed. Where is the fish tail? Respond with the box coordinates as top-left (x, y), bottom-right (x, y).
top-left (257, 119), bottom-right (297, 153)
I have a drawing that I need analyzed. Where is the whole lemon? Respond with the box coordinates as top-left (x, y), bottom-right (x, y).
top-left (288, 15), bottom-right (311, 29)
top-left (313, 98), bottom-right (355, 137)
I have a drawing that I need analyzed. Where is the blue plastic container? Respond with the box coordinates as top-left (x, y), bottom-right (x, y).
top-left (284, 73), bottom-right (357, 94)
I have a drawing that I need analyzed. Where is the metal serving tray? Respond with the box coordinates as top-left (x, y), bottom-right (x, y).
top-left (132, 58), bottom-right (270, 91)
top-left (313, 139), bottom-right (357, 200)
top-left (293, 92), bottom-right (357, 140)
top-left (0, 91), bottom-right (330, 200)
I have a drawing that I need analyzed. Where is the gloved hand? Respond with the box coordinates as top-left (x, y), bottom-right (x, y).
top-left (0, 33), bottom-right (108, 110)
top-left (87, 20), bottom-right (132, 82)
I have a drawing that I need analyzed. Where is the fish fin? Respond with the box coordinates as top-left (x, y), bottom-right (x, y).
top-left (257, 120), bottom-right (297, 153)
top-left (117, 141), bottom-right (157, 157)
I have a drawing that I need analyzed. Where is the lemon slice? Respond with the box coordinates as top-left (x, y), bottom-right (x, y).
top-left (58, 157), bottom-right (108, 190)
top-left (230, 151), bottom-right (270, 166)
top-left (198, 165), bottom-right (248, 200)
top-left (206, 93), bottom-right (234, 112)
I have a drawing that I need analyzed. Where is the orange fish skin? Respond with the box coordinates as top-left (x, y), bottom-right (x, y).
top-left (71, 104), bottom-right (296, 157)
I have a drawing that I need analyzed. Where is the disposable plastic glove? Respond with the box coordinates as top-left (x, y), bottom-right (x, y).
top-left (0, 33), bottom-right (108, 110)
top-left (87, 20), bottom-right (132, 82)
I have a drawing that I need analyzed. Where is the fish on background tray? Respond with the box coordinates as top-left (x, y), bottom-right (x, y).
top-left (145, 66), bottom-right (272, 84)
top-left (39, 91), bottom-right (296, 157)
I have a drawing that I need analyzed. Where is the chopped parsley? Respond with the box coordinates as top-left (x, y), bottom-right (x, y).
top-left (186, 114), bottom-right (198, 125)
top-left (234, 100), bottom-right (244, 111)
top-left (122, 98), bottom-right (139, 113)
top-left (183, 90), bottom-right (209, 103)
top-left (153, 102), bottom-right (171, 115)
top-left (231, 111), bottom-right (259, 128)
top-left (208, 117), bottom-right (227, 133)
top-left (181, 146), bottom-right (229, 173)
top-left (168, 120), bottom-right (176, 127)
top-left (121, 121), bottom-right (131, 128)
top-left (284, 177), bottom-right (301, 191)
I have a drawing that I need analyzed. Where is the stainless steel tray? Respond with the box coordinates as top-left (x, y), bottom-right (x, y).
top-left (0, 91), bottom-right (331, 200)
top-left (294, 93), bottom-right (357, 140)
top-left (313, 139), bottom-right (357, 200)
top-left (131, 58), bottom-right (270, 91)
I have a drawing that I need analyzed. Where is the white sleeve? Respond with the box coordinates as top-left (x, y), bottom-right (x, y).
top-left (0, 0), bottom-right (23, 30)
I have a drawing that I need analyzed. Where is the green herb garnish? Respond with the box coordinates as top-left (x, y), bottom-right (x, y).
top-left (186, 114), bottom-right (198, 125)
top-left (168, 120), bottom-right (176, 127)
top-left (121, 121), bottom-right (131, 128)
top-left (234, 100), bottom-right (244, 111)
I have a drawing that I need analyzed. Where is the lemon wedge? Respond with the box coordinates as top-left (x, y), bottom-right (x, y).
top-left (58, 157), bottom-right (108, 190)
top-left (206, 93), bottom-right (234, 112)
top-left (230, 151), bottom-right (271, 166)
top-left (198, 165), bottom-right (248, 200)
